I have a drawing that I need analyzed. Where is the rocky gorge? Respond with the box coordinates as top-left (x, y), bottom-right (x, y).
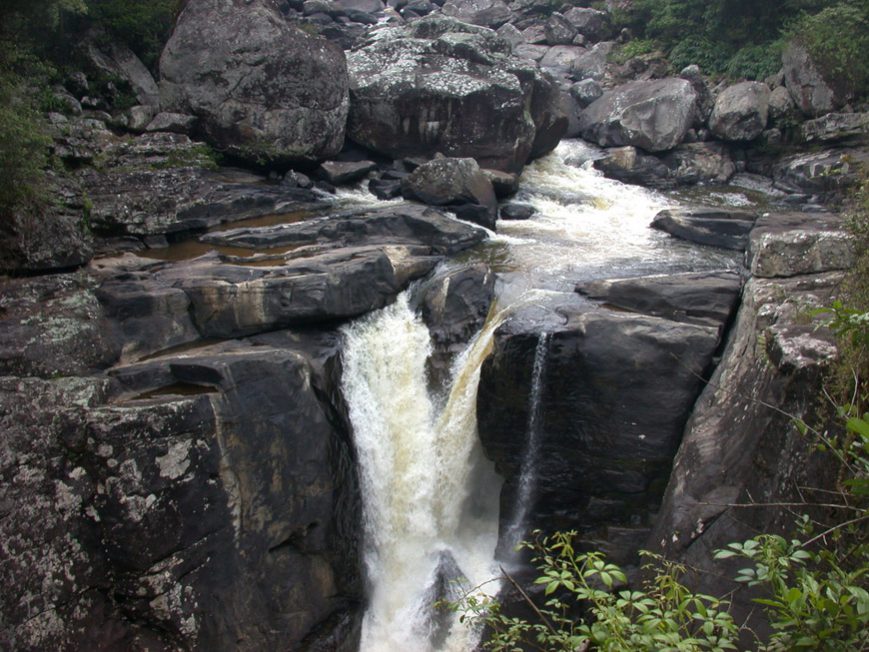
top-left (1, 0), bottom-right (867, 650)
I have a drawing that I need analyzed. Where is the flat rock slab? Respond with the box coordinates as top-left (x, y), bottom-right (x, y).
top-left (748, 212), bottom-right (854, 278)
top-left (201, 203), bottom-right (486, 254)
top-left (651, 207), bottom-right (759, 251)
top-left (577, 271), bottom-right (743, 329)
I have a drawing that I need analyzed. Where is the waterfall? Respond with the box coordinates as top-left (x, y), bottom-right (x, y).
top-left (341, 292), bottom-right (504, 652)
top-left (502, 332), bottom-right (550, 557)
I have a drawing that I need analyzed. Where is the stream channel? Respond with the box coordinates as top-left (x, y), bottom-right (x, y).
top-left (337, 140), bottom-right (742, 651)
top-left (140, 139), bottom-right (750, 651)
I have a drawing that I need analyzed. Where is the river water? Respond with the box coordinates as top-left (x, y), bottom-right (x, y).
top-left (339, 140), bottom-right (742, 651)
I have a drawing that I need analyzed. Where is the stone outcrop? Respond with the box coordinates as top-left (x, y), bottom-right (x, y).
top-left (782, 42), bottom-right (844, 117)
top-left (578, 78), bottom-right (697, 152)
top-left (346, 15), bottom-right (566, 172)
top-left (651, 207), bottom-right (759, 251)
top-left (160, 0), bottom-right (349, 165)
top-left (747, 212), bottom-right (854, 278)
top-left (577, 271), bottom-right (742, 329)
top-left (709, 81), bottom-right (770, 142)
top-left (0, 338), bottom-right (364, 651)
top-left (478, 275), bottom-right (735, 562)
top-left (648, 271), bottom-right (842, 627)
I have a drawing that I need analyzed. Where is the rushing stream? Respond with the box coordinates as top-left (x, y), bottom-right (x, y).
top-left (340, 140), bottom-right (743, 651)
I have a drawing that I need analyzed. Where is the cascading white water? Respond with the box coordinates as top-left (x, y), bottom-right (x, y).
top-left (502, 331), bottom-right (550, 556)
top-left (341, 293), bottom-right (506, 652)
top-left (339, 140), bottom-right (744, 651)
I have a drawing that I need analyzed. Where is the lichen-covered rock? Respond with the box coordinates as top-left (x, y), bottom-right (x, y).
top-left (0, 174), bottom-right (93, 274)
top-left (748, 212), bottom-right (854, 278)
top-left (578, 78), bottom-right (697, 152)
top-left (347, 15), bottom-right (566, 173)
top-left (561, 6), bottom-right (613, 42)
top-left (159, 0), bottom-right (349, 165)
top-left (648, 272), bottom-right (842, 630)
top-left (78, 132), bottom-right (324, 238)
top-left (800, 112), bottom-right (869, 144)
top-left (440, 0), bottom-right (513, 28)
top-left (709, 81), bottom-right (770, 142)
top-left (771, 146), bottom-right (869, 195)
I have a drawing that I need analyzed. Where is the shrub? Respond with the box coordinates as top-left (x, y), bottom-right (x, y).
top-left (450, 531), bottom-right (739, 652)
top-left (609, 39), bottom-right (659, 65)
top-left (668, 36), bottom-right (729, 73)
top-left (724, 42), bottom-right (784, 80)
top-left (0, 74), bottom-right (50, 219)
top-left (786, 2), bottom-right (869, 101)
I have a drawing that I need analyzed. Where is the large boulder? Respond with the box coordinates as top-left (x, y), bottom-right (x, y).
top-left (478, 302), bottom-right (724, 562)
top-left (577, 271), bottom-right (742, 329)
top-left (748, 212), bottom-right (855, 278)
top-left (561, 7), bottom-right (613, 42)
top-left (651, 207), bottom-right (759, 251)
top-left (159, 0), bottom-right (349, 166)
top-left (400, 157), bottom-right (498, 229)
top-left (578, 78), bottom-right (697, 152)
top-left (347, 16), bottom-right (566, 173)
top-left (441, 0), bottom-right (513, 28)
top-left (709, 81), bottom-right (770, 142)
top-left (782, 42), bottom-right (845, 117)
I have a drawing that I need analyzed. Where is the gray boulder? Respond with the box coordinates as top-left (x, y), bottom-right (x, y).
top-left (661, 142), bottom-right (735, 185)
top-left (782, 42), bottom-right (844, 117)
top-left (544, 13), bottom-right (578, 46)
top-left (768, 85), bottom-right (795, 122)
top-left (159, 0), bottom-right (349, 166)
top-left (347, 16), bottom-right (565, 172)
top-left (772, 146), bottom-right (869, 195)
top-left (800, 112), bottom-right (869, 144)
top-left (441, 0), bottom-right (513, 28)
top-left (578, 78), bottom-right (697, 152)
top-left (400, 157), bottom-right (498, 229)
top-left (651, 207), bottom-right (758, 251)
top-left (748, 212), bottom-right (855, 278)
top-left (577, 271), bottom-right (742, 329)
top-left (561, 7), bottom-right (613, 42)
top-left (570, 79), bottom-right (603, 108)
top-left (709, 81), bottom-right (770, 142)
top-left (84, 37), bottom-right (160, 107)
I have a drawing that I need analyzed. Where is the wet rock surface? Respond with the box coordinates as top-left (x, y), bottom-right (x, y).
top-left (651, 207), bottom-right (759, 251)
top-left (478, 302), bottom-right (725, 564)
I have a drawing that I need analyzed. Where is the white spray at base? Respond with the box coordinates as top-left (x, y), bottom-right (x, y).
top-left (341, 293), bottom-right (506, 652)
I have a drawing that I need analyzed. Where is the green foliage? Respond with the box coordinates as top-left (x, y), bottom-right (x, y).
top-left (724, 42), bottom-right (784, 81)
top-left (715, 533), bottom-right (868, 651)
top-left (451, 531), bottom-right (739, 652)
top-left (609, 39), bottom-right (659, 65)
top-left (0, 73), bottom-right (50, 219)
top-left (85, 0), bottom-right (180, 70)
top-left (668, 36), bottom-right (729, 75)
top-left (787, 3), bottom-right (869, 100)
